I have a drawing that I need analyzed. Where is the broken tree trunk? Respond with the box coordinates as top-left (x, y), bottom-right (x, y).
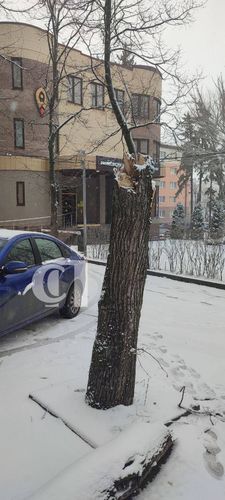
top-left (86, 155), bottom-right (154, 409)
top-left (28, 422), bottom-right (173, 500)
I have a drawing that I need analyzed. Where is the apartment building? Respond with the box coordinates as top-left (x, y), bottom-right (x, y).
top-left (0, 22), bottom-right (162, 229)
top-left (158, 144), bottom-right (191, 225)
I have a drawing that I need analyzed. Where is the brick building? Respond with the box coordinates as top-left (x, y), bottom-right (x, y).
top-left (0, 22), bottom-right (162, 229)
top-left (158, 144), bottom-right (191, 226)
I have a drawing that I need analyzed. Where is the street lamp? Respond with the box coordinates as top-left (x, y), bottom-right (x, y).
top-left (79, 150), bottom-right (87, 257)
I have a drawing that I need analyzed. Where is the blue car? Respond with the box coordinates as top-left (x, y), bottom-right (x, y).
top-left (0, 230), bottom-right (86, 337)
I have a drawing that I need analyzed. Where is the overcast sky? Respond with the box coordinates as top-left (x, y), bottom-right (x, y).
top-left (166, 0), bottom-right (225, 86)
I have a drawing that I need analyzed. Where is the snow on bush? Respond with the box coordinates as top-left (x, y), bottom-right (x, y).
top-left (149, 239), bottom-right (225, 281)
top-left (87, 240), bottom-right (225, 282)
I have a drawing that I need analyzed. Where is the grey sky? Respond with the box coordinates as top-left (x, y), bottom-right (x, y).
top-left (166, 0), bottom-right (225, 85)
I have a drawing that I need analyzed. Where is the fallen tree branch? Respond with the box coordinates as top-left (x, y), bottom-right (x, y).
top-left (178, 386), bottom-right (186, 408)
top-left (137, 347), bottom-right (168, 377)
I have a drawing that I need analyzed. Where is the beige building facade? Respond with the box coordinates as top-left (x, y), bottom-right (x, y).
top-left (0, 22), bottom-right (162, 229)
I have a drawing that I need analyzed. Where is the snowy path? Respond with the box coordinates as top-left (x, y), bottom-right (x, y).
top-left (0, 264), bottom-right (225, 500)
top-left (0, 266), bottom-right (101, 500)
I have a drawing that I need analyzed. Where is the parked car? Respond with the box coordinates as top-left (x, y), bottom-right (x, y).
top-left (0, 230), bottom-right (86, 337)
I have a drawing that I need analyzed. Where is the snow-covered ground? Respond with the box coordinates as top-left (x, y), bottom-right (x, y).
top-left (0, 264), bottom-right (225, 499)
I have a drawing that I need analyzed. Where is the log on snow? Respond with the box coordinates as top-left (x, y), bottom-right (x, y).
top-left (29, 422), bottom-right (173, 500)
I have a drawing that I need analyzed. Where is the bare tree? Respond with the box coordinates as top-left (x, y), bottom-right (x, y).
top-left (33, 0), bottom-right (96, 234)
top-left (86, 0), bottom-right (204, 409)
top-left (178, 79), bottom-right (225, 223)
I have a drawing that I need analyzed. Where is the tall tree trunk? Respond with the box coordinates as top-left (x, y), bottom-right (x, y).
top-left (86, 168), bottom-right (153, 409)
top-left (190, 165), bottom-right (194, 215)
top-left (209, 169), bottom-right (213, 230)
top-left (86, 0), bottom-right (154, 410)
top-left (197, 166), bottom-right (203, 203)
top-left (48, 17), bottom-right (59, 237)
top-left (49, 121), bottom-right (58, 236)
top-left (49, 149), bottom-right (58, 236)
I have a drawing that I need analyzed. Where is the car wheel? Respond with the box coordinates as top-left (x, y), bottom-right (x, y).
top-left (59, 282), bottom-right (82, 319)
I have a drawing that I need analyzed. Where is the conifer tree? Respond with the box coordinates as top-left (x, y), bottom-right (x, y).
top-left (171, 203), bottom-right (185, 239)
top-left (191, 203), bottom-right (204, 239)
top-left (210, 200), bottom-right (225, 240)
top-left (117, 42), bottom-right (135, 67)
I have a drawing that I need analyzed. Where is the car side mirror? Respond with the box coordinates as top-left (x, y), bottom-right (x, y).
top-left (3, 261), bottom-right (28, 274)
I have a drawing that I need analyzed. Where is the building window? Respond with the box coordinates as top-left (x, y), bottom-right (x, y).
top-left (154, 98), bottom-right (161, 123)
top-left (91, 83), bottom-right (104, 108)
top-left (159, 195), bottom-right (165, 203)
top-left (133, 138), bottom-right (149, 155)
top-left (132, 94), bottom-right (149, 119)
top-left (68, 76), bottom-right (82, 104)
top-left (169, 196), bottom-right (176, 202)
top-left (170, 181), bottom-right (177, 189)
top-left (159, 180), bottom-right (165, 188)
top-left (170, 167), bottom-right (177, 174)
top-left (11, 57), bottom-right (23, 90)
top-left (159, 209), bottom-right (165, 218)
top-left (14, 119), bottom-right (24, 148)
top-left (16, 181), bottom-right (25, 206)
top-left (115, 89), bottom-right (124, 112)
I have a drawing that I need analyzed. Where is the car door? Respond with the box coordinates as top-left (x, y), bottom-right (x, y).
top-left (0, 238), bottom-right (42, 335)
top-left (32, 237), bottom-right (72, 312)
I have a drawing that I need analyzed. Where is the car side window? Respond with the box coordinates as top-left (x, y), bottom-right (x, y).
top-left (35, 238), bottom-right (63, 262)
top-left (6, 239), bottom-right (35, 266)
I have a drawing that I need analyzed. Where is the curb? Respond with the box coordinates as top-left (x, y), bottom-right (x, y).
top-left (87, 259), bottom-right (225, 290)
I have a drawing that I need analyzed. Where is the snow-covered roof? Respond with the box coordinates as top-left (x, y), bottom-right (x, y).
top-left (0, 229), bottom-right (43, 240)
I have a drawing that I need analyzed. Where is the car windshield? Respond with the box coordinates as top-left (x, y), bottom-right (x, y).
top-left (0, 238), bottom-right (8, 252)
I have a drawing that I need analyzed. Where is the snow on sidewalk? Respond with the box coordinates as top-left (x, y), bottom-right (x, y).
top-left (0, 264), bottom-right (225, 499)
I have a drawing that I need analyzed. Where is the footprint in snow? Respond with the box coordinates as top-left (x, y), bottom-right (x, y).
top-left (195, 383), bottom-right (216, 400)
top-left (203, 430), bottom-right (224, 479)
top-left (158, 346), bottom-right (167, 353)
top-left (177, 360), bottom-right (187, 369)
top-left (203, 452), bottom-right (224, 479)
top-left (157, 357), bottom-right (170, 368)
top-left (170, 366), bottom-right (185, 378)
top-left (206, 430), bottom-right (218, 441)
top-left (189, 368), bottom-right (201, 379)
top-left (152, 332), bottom-right (163, 339)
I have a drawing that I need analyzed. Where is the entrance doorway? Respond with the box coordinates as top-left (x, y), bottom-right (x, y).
top-left (62, 193), bottom-right (77, 227)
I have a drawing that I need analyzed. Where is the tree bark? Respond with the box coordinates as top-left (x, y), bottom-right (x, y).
top-left (47, 2), bottom-right (59, 236)
top-left (197, 166), bottom-right (203, 203)
top-left (86, 0), bottom-right (154, 410)
top-left (86, 168), bottom-right (153, 409)
top-left (49, 123), bottom-right (59, 236)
